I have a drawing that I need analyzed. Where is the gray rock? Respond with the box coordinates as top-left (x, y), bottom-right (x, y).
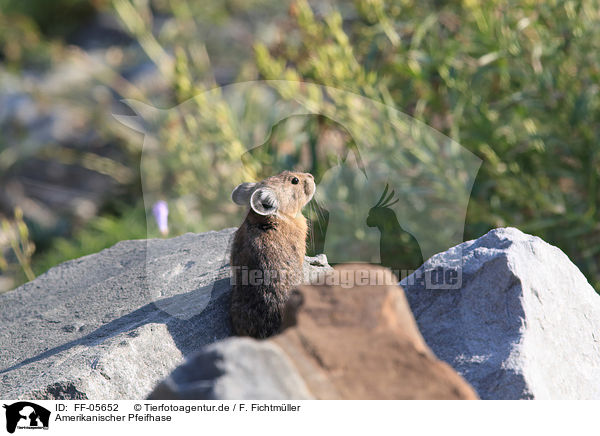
top-left (148, 337), bottom-right (313, 400)
top-left (303, 253), bottom-right (332, 284)
top-left (402, 227), bottom-right (600, 399)
top-left (0, 228), bottom-right (330, 399)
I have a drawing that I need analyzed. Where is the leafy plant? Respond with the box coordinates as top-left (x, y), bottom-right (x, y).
top-left (32, 204), bottom-right (147, 276)
top-left (252, 0), bottom-right (600, 290)
top-left (105, 0), bottom-right (600, 289)
top-left (3, 0), bottom-right (600, 293)
top-left (0, 208), bottom-right (36, 290)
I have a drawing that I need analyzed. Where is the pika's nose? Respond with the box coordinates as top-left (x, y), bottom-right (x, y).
top-left (304, 177), bottom-right (316, 196)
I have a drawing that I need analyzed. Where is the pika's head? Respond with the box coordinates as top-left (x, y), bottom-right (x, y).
top-left (232, 171), bottom-right (316, 218)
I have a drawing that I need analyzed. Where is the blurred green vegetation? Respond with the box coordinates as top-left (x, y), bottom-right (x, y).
top-left (0, 0), bottom-right (106, 38)
top-left (32, 204), bottom-right (147, 276)
top-left (1, 0), bottom-right (599, 292)
top-left (0, 208), bottom-right (35, 286)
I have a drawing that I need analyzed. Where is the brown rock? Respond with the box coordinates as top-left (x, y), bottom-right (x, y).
top-left (273, 264), bottom-right (478, 400)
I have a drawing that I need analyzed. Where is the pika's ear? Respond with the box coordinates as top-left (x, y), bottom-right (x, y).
top-left (250, 188), bottom-right (279, 216)
top-left (231, 183), bottom-right (257, 205)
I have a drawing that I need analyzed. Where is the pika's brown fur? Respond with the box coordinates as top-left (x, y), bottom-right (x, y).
top-left (229, 171), bottom-right (315, 338)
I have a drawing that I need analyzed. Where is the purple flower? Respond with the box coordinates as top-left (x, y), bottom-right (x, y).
top-left (152, 200), bottom-right (169, 236)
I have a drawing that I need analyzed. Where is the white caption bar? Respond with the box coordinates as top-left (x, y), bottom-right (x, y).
top-left (0, 400), bottom-right (596, 436)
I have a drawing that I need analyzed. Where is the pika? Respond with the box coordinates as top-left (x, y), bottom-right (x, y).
top-left (229, 171), bottom-right (316, 338)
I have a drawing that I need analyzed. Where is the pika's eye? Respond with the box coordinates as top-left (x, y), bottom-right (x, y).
top-left (291, 177), bottom-right (299, 184)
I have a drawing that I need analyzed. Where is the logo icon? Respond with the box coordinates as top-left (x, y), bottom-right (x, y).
top-left (3, 402), bottom-right (50, 434)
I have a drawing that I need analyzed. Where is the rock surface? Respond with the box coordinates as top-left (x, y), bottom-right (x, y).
top-left (148, 338), bottom-right (313, 400)
top-left (5, 225), bottom-right (597, 400)
top-left (151, 264), bottom-right (478, 400)
top-left (402, 227), bottom-right (600, 400)
top-left (275, 264), bottom-right (478, 400)
top-left (0, 228), bottom-right (330, 399)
